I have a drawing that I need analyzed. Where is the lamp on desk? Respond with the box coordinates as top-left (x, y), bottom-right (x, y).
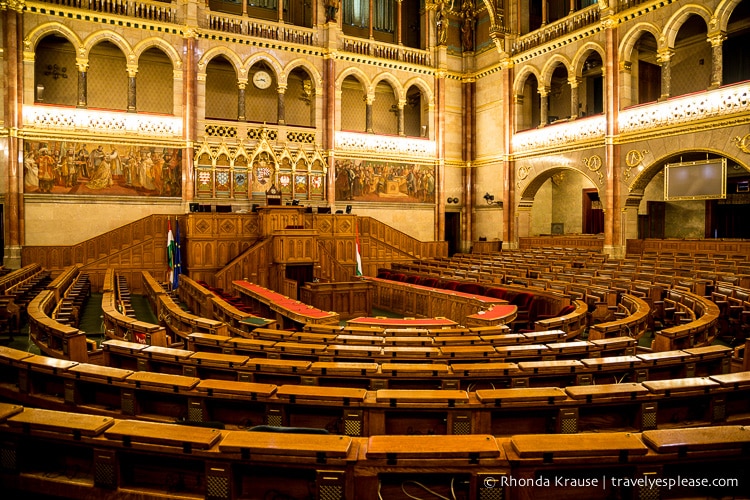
top-left (483, 192), bottom-right (502, 207)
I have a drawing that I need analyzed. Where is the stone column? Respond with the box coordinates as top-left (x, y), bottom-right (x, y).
top-left (539, 87), bottom-right (549, 127)
top-left (277, 84), bottom-right (286, 125)
top-left (709, 33), bottom-right (725, 89)
top-left (397, 99), bottom-right (405, 136)
top-left (325, 56), bottom-right (336, 206)
top-left (76, 59), bottom-right (89, 108)
top-left (569, 77), bottom-right (580, 119)
top-left (657, 49), bottom-right (673, 101)
top-left (237, 81), bottom-right (247, 121)
top-left (396, 0), bottom-right (403, 45)
top-left (126, 65), bottom-right (138, 112)
top-left (183, 34), bottom-right (197, 203)
top-left (3, 5), bottom-right (24, 267)
top-left (365, 94), bottom-right (374, 133)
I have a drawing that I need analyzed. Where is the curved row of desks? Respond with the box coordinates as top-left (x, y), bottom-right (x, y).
top-left (0, 343), bottom-right (742, 440)
top-left (0, 402), bottom-right (748, 500)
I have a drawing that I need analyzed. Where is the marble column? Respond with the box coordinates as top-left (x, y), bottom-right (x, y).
top-left (325, 56), bottom-right (336, 206)
top-left (396, 0), bottom-right (403, 45)
top-left (657, 49), bottom-right (673, 101)
top-left (539, 87), bottom-right (549, 127)
top-left (569, 77), bottom-right (579, 119)
top-left (126, 65), bottom-right (137, 112)
top-left (277, 85), bottom-right (286, 125)
top-left (3, 5), bottom-right (23, 266)
top-left (365, 95), bottom-right (374, 133)
top-left (237, 82), bottom-right (247, 121)
top-left (76, 60), bottom-right (89, 108)
top-left (183, 35), bottom-right (197, 203)
top-left (709, 33), bottom-right (725, 89)
top-left (397, 100), bottom-right (405, 136)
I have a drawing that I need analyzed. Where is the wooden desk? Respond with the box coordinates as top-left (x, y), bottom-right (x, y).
top-left (187, 351), bottom-right (249, 368)
top-left (105, 419), bottom-right (221, 450)
top-left (67, 363), bottom-right (134, 382)
top-left (431, 335), bottom-right (483, 346)
top-left (380, 363), bottom-right (450, 377)
top-left (143, 345), bottom-right (193, 362)
top-left (246, 358), bottom-right (311, 373)
top-left (522, 330), bottom-right (567, 343)
top-left (510, 432), bottom-right (648, 458)
top-left (366, 434), bottom-right (501, 460)
top-left (276, 385), bottom-right (367, 404)
top-left (8, 407), bottom-right (114, 437)
top-left (0, 345), bottom-right (34, 363)
top-left (642, 425), bottom-right (750, 452)
top-left (710, 371), bottom-right (750, 389)
top-left (274, 341), bottom-right (329, 355)
top-left (683, 345), bottom-right (732, 360)
top-left (324, 344), bottom-right (384, 358)
top-left (581, 355), bottom-right (642, 371)
top-left (439, 345), bottom-right (496, 358)
top-left (102, 339), bottom-right (150, 355)
top-left (22, 355), bottom-right (78, 373)
top-left (479, 333), bottom-right (527, 345)
top-left (125, 371), bottom-right (200, 391)
top-left (0, 402), bottom-right (24, 422)
top-left (495, 344), bottom-right (549, 358)
top-left (348, 316), bottom-right (458, 328)
top-left (380, 346), bottom-right (440, 358)
top-left (642, 377), bottom-right (720, 395)
top-left (333, 334), bottom-right (385, 345)
top-left (565, 382), bottom-right (649, 401)
top-left (219, 431), bottom-right (352, 458)
top-left (310, 361), bottom-right (380, 376)
top-left (475, 387), bottom-right (567, 405)
top-left (518, 360), bottom-right (584, 374)
top-left (195, 379), bottom-right (278, 398)
top-left (450, 362), bottom-right (521, 376)
top-left (376, 389), bottom-right (469, 406)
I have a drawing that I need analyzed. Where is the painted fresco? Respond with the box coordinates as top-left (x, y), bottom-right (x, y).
top-left (23, 140), bottom-right (182, 197)
top-left (334, 159), bottom-right (435, 203)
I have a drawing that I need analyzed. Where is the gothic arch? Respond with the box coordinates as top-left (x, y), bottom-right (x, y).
top-left (619, 22), bottom-right (662, 63)
top-left (403, 76), bottom-right (434, 105)
top-left (513, 65), bottom-right (542, 96)
top-left (197, 47), bottom-right (243, 78)
top-left (370, 72), bottom-right (403, 99)
top-left (24, 23), bottom-right (83, 55)
top-left (662, 4), bottom-right (713, 48)
top-left (716, 0), bottom-right (745, 32)
top-left (336, 66), bottom-right (370, 90)
top-left (132, 37), bottom-right (182, 70)
top-left (82, 30), bottom-right (133, 60)
top-left (571, 42), bottom-right (606, 78)
top-left (283, 59), bottom-right (323, 94)
top-left (243, 53), bottom-right (284, 85)
top-left (540, 55), bottom-right (572, 87)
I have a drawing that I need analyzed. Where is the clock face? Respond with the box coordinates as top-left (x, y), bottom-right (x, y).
top-left (253, 70), bottom-right (272, 90)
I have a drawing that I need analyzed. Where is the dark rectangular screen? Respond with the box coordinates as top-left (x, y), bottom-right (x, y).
top-left (665, 159), bottom-right (726, 201)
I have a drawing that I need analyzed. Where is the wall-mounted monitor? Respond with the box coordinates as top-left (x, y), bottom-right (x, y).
top-left (664, 158), bottom-right (726, 201)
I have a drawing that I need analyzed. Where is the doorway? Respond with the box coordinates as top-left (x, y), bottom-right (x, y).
top-left (582, 189), bottom-right (604, 234)
top-left (445, 212), bottom-right (460, 256)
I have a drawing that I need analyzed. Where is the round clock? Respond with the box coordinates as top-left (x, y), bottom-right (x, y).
top-left (253, 70), bottom-right (272, 90)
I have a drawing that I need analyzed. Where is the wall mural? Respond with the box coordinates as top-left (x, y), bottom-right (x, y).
top-left (334, 158), bottom-right (436, 203)
top-left (23, 140), bottom-right (182, 197)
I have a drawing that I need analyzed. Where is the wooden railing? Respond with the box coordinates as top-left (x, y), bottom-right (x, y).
top-left (214, 238), bottom-right (273, 292)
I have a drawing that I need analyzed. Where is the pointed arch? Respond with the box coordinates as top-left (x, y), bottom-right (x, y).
top-left (284, 59), bottom-right (323, 94)
top-left (133, 37), bottom-right (182, 70)
top-left (571, 42), bottom-right (606, 77)
top-left (198, 46), bottom-right (244, 78)
top-left (243, 53), bottom-right (284, 85)
top-left (540, 55), bottom-right (572, 87)
top-left (619, 22), bottom-right (662, 63)
top-left (403, 76), bottom-right (434, 105)
top-left (371, 71), bottom-right (404, 99)
top-left (662, 5), bottom-right (713, 48)
top-left (24, 23), bottom-right (83, 54)
top-left (82, 30), bottom-right (133, 60)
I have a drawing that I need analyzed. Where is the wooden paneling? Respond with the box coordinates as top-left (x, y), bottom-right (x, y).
top-left (300, 281), bottom-right (372, 320)
top-left (519, 235), bottom-right (605, 251)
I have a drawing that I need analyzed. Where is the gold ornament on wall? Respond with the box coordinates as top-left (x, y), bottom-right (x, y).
top-left (732, 134), bottom-right (750, 154)
top-left (582, 154), bottom-right (604, 184)
top-left (623, 149), bottom-right (648, 181)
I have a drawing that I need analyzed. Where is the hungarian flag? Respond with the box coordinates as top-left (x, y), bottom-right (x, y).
top-left (355, 222), bottom-right (363, 277)
top-left (172, 220), bottom-right (182, 290)
top-left (167, 220), bottom-right (176, 286)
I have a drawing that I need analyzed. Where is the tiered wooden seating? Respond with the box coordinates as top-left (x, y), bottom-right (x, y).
top-left (101, 269), bottom-right (167, 347)
top-left (27, 289), bottom-right (89, 363)
top-left (142, 271), bottom-right (228, 341)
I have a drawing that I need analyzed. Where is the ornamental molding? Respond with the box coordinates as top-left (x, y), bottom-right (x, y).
top-left (618, 84), bottom-right (750, 135)
top-left (23, 105), bottom-right (182, 138)
top-left (512, 116), bottom-right (605, 154)
top-left (335, 131), bottom-right (436, 158)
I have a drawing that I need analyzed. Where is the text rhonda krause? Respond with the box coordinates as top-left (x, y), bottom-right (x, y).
top-left (498, 475), bottom-right (739, 489)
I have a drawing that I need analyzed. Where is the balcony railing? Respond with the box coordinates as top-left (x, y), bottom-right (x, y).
top-left (203, 11), bottom-right (316, 46)
top-left (618, 83), bottom-right (750, 135)
top-left (31, 0), bottom-right (178, 23)
top-left (23, 105), bottom-right (183, 137)
top-left (512, 115), bottom-right (606, 154)
top-left (511, 5), bottom-right (600, 55)
top-left (341, 36), bottom-right (430, 66)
